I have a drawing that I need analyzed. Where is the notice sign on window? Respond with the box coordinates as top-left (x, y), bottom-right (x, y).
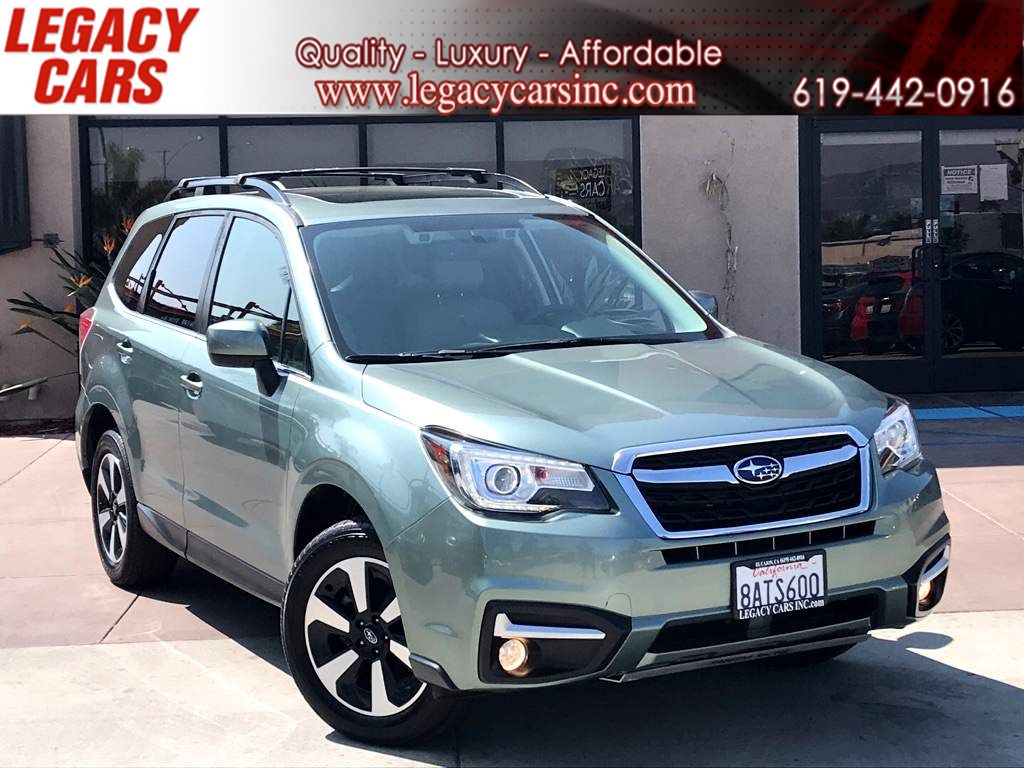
top-left (554, 164), bottom-right (612, 210)
top-left (941, 165), bottom-right (978, 194)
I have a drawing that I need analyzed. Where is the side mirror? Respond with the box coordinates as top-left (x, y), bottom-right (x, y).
top-left (690, 290), bottom-right (720, 320)
top-left (207, 319), bottom-right (281, 396)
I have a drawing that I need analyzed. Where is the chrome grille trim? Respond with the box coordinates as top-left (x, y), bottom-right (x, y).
top-left (611, 425), bottom-right (870, 474)
top-left (633, 443), bottom-right (859, 485)
top-left (614, 426), bottom-right (873, 540)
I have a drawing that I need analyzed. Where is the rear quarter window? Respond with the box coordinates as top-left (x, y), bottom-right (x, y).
top-left (111, 217), bottom-right (171, 311)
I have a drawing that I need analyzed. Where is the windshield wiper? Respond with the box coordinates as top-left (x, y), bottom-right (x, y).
top-left (456, 334), bottom-right (689, 355)
top-left (347, 335), bottom-right (691, 363)
top-left (346, 350), bottom-right (481, 363)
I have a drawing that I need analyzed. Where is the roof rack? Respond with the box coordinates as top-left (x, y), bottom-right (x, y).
top-left (164, 166), bottom-right (540, 202)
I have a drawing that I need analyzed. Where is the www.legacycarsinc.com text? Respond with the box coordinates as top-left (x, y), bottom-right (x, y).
top-left (295, 36), bottom-right (723, 114)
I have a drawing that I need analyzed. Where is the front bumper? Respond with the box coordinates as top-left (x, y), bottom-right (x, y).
top-left (389, 458), bottom-right (950, 692)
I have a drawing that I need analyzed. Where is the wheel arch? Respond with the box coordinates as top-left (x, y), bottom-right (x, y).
top-left (293, 481), bottom-right (374, 559)
top-left (79, 399), bottom-right (127, 482)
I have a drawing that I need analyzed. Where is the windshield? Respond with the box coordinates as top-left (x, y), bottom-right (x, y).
top-left (303, 213), bottom-right (715, 360)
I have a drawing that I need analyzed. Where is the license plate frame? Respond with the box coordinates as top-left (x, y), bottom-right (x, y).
top-left (731, 550), bottom-right (828, 620)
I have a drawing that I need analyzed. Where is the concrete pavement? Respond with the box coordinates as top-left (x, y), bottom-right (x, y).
top-left (0, 414), bottom-right (1023, 766)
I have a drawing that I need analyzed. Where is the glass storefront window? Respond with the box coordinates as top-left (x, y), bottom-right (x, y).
top-left (367, 122), bottom-right (496, 168)
top-left (937, 129), bottom-right (1024, 356)
top-left (84, 118), bottom-right (640, 263)
top-left (819, 131), bottom-right (923, 360)
top-left (228, 124), bottom-right (359, 173)
top-left (503, 119), bottom-right (635, 239)
top-left (88, 125), bottom-right (218, 257)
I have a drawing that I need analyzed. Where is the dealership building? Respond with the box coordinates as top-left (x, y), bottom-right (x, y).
top-left (2, 114), bottom-right (1023, 422)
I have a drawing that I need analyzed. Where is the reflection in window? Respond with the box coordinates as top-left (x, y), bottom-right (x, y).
top-left (819, 132), bottom-right (922, 360)
top-left (145, 216), bottom-right (223, 330)
top-left (937, 129), bottom-right (1024, 355)
top-left (210, 218), bottom-right (290, 342)
top-left (88, 125), bottom-right (219, 261)
top-left (281, 293), bottom-right (308, 373)
top-left (504, 120), bottom-right (635, 240)
top-left (228, 124), bottom-right (359, 173)
top-left (112, 217), bottom-right (169, 311)
top-left (367, 122), bottom-right (496, 168)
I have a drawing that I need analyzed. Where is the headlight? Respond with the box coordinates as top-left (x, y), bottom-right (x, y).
top-left (873, 400), bottom-right (922, 473)
top-left (422, 431), bottom-right (610, 515)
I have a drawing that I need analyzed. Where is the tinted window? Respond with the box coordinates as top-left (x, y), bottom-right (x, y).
top-left (209, 217), bottom-right (291, 357)
top-left (281, 292), bottom-right (308, 373)
top-left (112, 216), bottom-right (170, 311)
top-left (144, 215), bottom-right (223, 330)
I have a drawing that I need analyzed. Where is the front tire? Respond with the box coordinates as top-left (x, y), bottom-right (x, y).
top-left (281, 521), bottom-right (454, 745)
top-left (90, 429), bottom-right (178, 588)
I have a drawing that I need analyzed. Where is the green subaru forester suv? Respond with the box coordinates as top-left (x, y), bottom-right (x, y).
top-left (76, 167), bottom-right (951, 744)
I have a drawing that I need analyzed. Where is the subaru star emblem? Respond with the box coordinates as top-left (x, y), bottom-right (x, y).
top-left (733, 455), bottom-right (783, 485)
top-left (362, 627), bottom-right (380, 645)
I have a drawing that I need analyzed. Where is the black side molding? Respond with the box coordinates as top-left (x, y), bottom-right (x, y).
top-left (136, 503), bottom-right (187, 555)
top-left (186, 533), bottom-right (285, 606)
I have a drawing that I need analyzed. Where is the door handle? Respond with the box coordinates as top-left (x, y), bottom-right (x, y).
top-left (115, 340), bottom-right (133, 357)
top-left (179, 373), bottom-right (203, 399)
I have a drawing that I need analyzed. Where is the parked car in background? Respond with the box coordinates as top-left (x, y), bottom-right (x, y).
top-left (76, 167), bottom-right (951, 744)
top-left (850, 271), bottom-right (913, 355)
top-left (823, 271), bottom-right (913, 357)
top-left (900, 251), bottom-right (1024, 354)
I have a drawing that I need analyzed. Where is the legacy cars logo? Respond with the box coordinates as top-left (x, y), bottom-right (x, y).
top-left (733, 455), bottom-right (783, 485)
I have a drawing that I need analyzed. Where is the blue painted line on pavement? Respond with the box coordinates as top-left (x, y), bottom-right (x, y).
top-left (979, 405), bottom-right (1024, 418)
top-left (913, 407), bottom-right (998, 421)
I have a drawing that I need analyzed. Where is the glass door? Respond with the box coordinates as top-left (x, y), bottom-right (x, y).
top-left (816, 128), bottom-right (934, 392)
top-left (933, 128), bottom-right (1024, 389)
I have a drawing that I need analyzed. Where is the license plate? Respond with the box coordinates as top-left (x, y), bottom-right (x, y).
top-left (732, 551), bottom-right (827, 620)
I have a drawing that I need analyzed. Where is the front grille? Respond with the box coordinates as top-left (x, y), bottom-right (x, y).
top-left (661, 520), bottom-right (876, 565)
top-left (648, 594), bottom-right (878, 654)
top-left (632, 433), bottom-right (865, 534)
top-left (633, 433), bottom-right (853, 471)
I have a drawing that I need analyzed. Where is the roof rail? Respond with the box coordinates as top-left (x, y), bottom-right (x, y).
top-left (164, 175), bottom-right (288, 203)
top-left (165, 166), bottom-right (540, 202)
top-left (247, 167), bottom-right (540, 194)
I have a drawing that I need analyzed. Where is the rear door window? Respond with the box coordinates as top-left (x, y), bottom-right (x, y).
top-left (143, 215), bottom-right (224, 330)
top-left (112, 217), bottom-right (171, 311)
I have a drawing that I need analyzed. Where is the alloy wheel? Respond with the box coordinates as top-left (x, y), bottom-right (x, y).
top-left (303, 556), bottom-right (425, 717)
top-left (942, 312), bottom-right (965, 353)
top-left (95, 452), bottom-right (127, 564)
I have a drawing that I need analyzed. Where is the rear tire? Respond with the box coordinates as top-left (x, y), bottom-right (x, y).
top-left (90, 430), bottom-right (178, 588)
top-left (281, 520), bottom-right (455, 745)
top-left (766, 642), bottom-right (858, 667)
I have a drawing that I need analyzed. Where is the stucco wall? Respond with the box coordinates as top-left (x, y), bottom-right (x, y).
top-left (639, 116), bottom-right (801, 350)
top-left (0, 116), bottom-right (81, 423)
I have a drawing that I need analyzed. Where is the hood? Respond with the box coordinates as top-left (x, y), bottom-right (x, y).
top-left (361, 336), bottom-right (887, 470)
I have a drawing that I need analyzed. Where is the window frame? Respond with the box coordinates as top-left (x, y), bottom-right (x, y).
top-left (202, 210), bottom-right (313, 379)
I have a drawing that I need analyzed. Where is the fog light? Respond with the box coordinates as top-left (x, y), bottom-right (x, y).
top-left (918, 580), bottom-right (933, 605)
top-left (497, 638), bottom-right (531, 676)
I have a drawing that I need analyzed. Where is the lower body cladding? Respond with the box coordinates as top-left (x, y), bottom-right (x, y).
top-left (390, 463), bottom-right (950, 693)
